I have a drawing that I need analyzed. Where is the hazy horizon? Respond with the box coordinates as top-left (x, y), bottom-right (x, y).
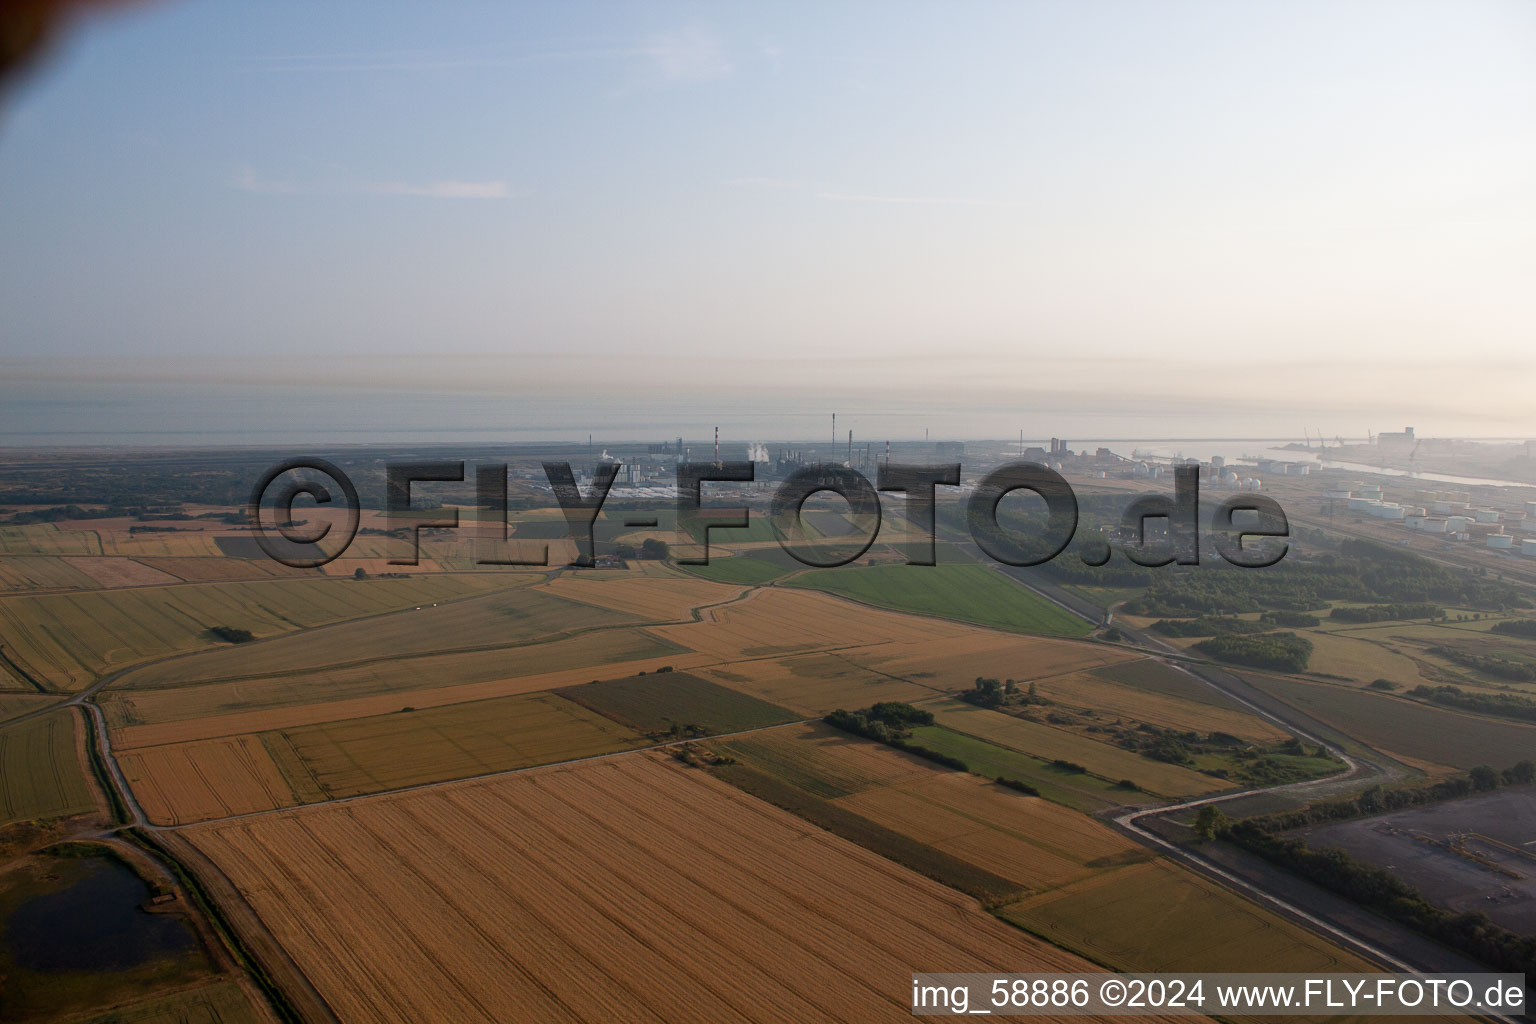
top-left (3, 1), bottom-right (1534, 440)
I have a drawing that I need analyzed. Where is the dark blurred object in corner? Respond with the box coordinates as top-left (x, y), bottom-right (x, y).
top-left (1, 0), bottom-right (151, 91)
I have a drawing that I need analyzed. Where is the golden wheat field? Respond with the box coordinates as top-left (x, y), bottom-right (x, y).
top-left (539, 572), bottom-right (748, 620)
top-left (0, 554), bottom-right (102, 592)
top-left (106, 628), bottom-right (688, 747)
top-left (184, 754), bottom-right (1182, 1024)
top-left (716, 723), bottom-right (1142, 894)
top-left (62, 556), bottom-right (183, 588)
top-left (0, 574), bottom-right (508, 689)
top-left (1000, 858), bottom-right (1373, 974)
top-left (119, 734), bottom-right (297, 825)
top-left (118, 580), bottom-right (620, 689)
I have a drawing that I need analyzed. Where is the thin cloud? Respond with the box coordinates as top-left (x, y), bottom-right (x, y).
top-left (231, 168), bottom-right (512, 200)
top-left (641, 27), bottom-right (731, 81)
top-left (815, 191), bottom-right (1027, 209)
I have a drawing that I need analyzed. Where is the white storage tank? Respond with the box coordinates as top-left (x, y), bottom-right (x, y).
top-left (1380, 506), bottom-right (1406, 521)
top-left (1523, 538), bottom-right (1536, 557)
top-left (1448, 515), bottom-right (1475, 531)
top-left (1526, 501), bottom-right (1536, 519)
top-left (1432, 500), bottom-right (1454, 514)
top-left (1348, 496), bottom-right (1372, 511)
top-left (1474, 508), bottom-right (1501, 523)
top-left (1488, 533), bottom-right (1514, 550)
top-left (1420, 517), bottom-right (1448, 534)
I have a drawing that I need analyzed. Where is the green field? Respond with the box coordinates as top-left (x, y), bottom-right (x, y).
top-left (904, 725), bottom-right (1129, 812)
top-left (927, 699), bottom-right (1223, 798)
top-left (0, 574), bottom-right (509, 690)
top-left (676, 550), bottom-right (797, 586)
top-left (0, 710), bottom-right (97, 826)
top-left (262, 691), bottom-right (650, 800)
top-left (786, 563), bottom-right (1090, 637)
top-left (1242, 672), bottom-right (1536, 769)
top-left (74, 981), bottom-right (263, 1024)
top-left (558, 671), bottom-right (799, 736)
top-left (119, 582), bottom-right (631, 689)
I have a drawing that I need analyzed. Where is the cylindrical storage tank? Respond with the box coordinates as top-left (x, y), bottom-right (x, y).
top-left (1405, 515), bottom-right (1426, 530)
top-left (1421, 517), bottom-right (1448, 534)
top-left (1448, 516), bottom-right (1475, 531)
top-left (1432, 500), bottom-right (1453, 513)
top-left (1474, 508), bottom-right (1501, 523)
top-left (1526, 501), bottom-right (1536, 519)
top-left (1408, 507), bottom-right (1426, 517)
top-left (1222, 470), bottom-right (1239, 485)
top-left (1522, 538), bottom-right (1536, 557)
top-left (1380, 506), bottom-right (1406, 521)
top-left (1488, 533), bottom-right (1514, 550)
top-left (1348, 496), bottom-right (1371, 511)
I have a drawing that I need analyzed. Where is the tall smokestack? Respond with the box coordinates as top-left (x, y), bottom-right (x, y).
top-left (832, 413), bottom-right (836, 447)
top-left (886, 439), bottom-right (890, 465)
top-left (714, 426), bottom-right (719, 465)
top-left (847, 429), bottom-right (852, 467)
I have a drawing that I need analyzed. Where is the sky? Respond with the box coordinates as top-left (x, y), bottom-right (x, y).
top-left (1, 1), bottom-right (1534, 444)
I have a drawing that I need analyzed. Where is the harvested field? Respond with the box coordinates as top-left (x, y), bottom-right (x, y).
top-left (0, 709), bottom-right (97, 825)
top-left (119, 735), bottom-right (297, 825)
top-left (1001, 858), bottom-right (1373, 973)
top-left (134, 557), bottom-right (317, 583)
top-left (107, 628), bottom-right (685, 746)
top-left (927, 699), bottom-right (1226, 798)
top-left (120, 582), bottom-right (626, 689)
top-left (0, 575), bottom-right (507, 690)
top-left (1091, 658), bottom-right (1253, 711)
top-left (99, 532), bottom-right (230, 558)
top-left (713, 721), bottom-right (943, 797)
top-left (0, 525), bottom-right (102, 556)
top-left (261, 692), bottom-right (649, 803)
top-left (697, 654), bottom-right (941, 716)
top-left (1295, 630), bottom-right (1432, 687)
top-left (835, 770), bottom-right (1140, 892)
top-left (61, 556), bottom-right (182, 589)
top-left (849, 635), bottom-right (1135, 694)
top-left (1241, 673), bottom-right (1536, 770)
top-left (0, 556), bottom-right (100, 593)
top-left (541, 573), bottom-right (747, 620)
top-left (646, 587), bottom-right (976, 662)
top-left (0, 694), bottom-right (58, 721)
top-left (184, 754), bottom-right (1174, 1024)
top-left (557, 672), bottom-right (798, 736)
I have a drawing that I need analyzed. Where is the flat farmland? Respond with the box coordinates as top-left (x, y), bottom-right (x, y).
top-left (0, 709), bottom-right (98, 825)
top-left (70, 980), bottom-right (265, 1024)
top-left (1241, 672), bottom-right (1536, 770)
top-left (849, 635), bottom-right (1134, 693)
top-left (98, 532), bottom-right (231, 558)
top-left (120, 582), bottom-right (627, 689)
top-left (696, 654), bottom-right (942, 716)
top-left (61, 556), bottom-right (182, 588)
top-left (119, 735), bottom-right (298, 825)
top-left (0, 556), bottom-right (100, 593)
top-left (645, 586), bottom-right (978, 662)
top-left (106, 627), bottom-right (685, 745)
top-left (183, 754), bottom-right (1175, 1024)
top-left (261, 691), bottom-right (650, 803)
top-left (137, 556), bottom-right (317, 582)
top-left (557, 672), bottom-right (797, 736)
top-left (0, 525), bottom-right (103, 556)
top-left (1024, 672), bottom-right (1287, 744)
top-left (0, 574), bottom-right (507, 690)
top-left (927, 699), bottom-right (1226, 798)
top-left (713, 722), bottom-right (944, 797)
top-left (901, 726), bottom-right (1129, 812)
top-left (786, 563), bottom-right (1091, 638)
top-left (540, 573), bottom-right (747, 620)
top-left (1001, 858), bottom-right (1373, 973)
top-left (0, 694), bottom-right (59, 721)
top-left (1090, 659), bottom-right (1253, 712)
top-left (676, 550), bottom-right (797, 586)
